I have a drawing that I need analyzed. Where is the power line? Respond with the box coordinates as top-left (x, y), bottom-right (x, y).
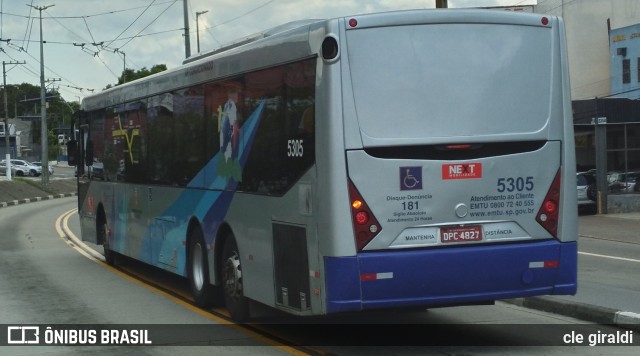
top-left (0, 1), bottom-right (177, 20)
top-left (2, 27), bottom-right (184, 46)
top-left (204, 0), bottom-right (276, 31)
top-left (103, 0), bottom-right (159, 50)
top-left (45, 7), bottom-right (88, 44)
top-left (22, 1), bottom-right (34, 52)
top-left (117, 1), bottom-right (179, 50)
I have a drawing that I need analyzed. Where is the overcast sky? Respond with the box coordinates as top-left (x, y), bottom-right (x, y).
top-left (0, 0), bottom-right (535, 102)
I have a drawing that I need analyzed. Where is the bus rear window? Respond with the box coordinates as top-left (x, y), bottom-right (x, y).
top-left (346, 23), bottom-right (552, 140)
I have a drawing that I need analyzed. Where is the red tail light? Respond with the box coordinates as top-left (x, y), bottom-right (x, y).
top-left (536, 170), bottom-right (561, 238)
top-left (348, 180), bottom-right (381, 251)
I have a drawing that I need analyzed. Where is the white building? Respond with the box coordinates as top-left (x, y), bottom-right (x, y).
top-left (535, 0), bottom-right (640, 100)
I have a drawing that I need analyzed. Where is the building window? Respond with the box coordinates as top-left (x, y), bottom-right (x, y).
top-left (622, 59), bottom-right (630, 84)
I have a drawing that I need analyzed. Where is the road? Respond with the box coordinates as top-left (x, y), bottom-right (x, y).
top-left (0, 198), bottom-right (289, 355)
top-left (0, 198), bottom-right (638, 354)
top-left (552, 212), bottom-right (640, 313)
top-left (2, 163), bottom-right (76, 181)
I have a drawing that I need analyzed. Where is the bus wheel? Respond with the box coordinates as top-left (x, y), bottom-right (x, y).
top-left (98, 219), bottom-right (115, 265)
top-left (188, 228), bottom-right (221, 308)
top-left (222, 236), bottom-right (250, 321)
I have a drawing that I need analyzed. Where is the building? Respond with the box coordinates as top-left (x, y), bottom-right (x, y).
top-left (610, 23), bottom-right (640, 99)
top-left (534, 0), bottom-right (640, 100)
top-left (0, 119), bottom-right (29, 159)
top-left (531, 1), bottom-right (640, 192)
top-left (0, 121), bottom-right (18, 158)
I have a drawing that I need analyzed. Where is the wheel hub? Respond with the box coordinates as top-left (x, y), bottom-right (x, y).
top-left (224, 252), bottom-right (242, 300)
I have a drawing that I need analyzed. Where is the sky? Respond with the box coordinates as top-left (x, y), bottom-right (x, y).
top-left (0, 0), bottom-right (536, 102)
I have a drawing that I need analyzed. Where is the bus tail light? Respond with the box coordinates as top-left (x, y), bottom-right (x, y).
top-left (348, 180), bottom-right (381, 251)
top-left (536, 170), bottom-right (561, 238)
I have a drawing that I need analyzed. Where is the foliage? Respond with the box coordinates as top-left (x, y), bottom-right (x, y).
top-left (105, 64), bottom-right (168, 89)
top-left (1, 82), bottom-right (75, 145)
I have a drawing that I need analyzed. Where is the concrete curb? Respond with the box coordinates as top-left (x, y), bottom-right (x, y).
top-left (505, 296), bottom-right (640, 331)
top-left (0, 192), bottom-right (77, 209)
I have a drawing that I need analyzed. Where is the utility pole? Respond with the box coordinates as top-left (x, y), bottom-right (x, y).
top-left (196, 10), bottom-right (209, 53)
top-left (113, 49), bottom-right (127, 83)
top-left (2, 60), bottom-right (26, 181)
top-left (27, 3), bottom-right (54, 187)
top-left (183, 0), bottom-right (191, 58)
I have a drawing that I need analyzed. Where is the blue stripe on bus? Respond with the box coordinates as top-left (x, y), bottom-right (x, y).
top-left (324, 240), bottom-right (577, 314)
top-left (137, 100), bottom-right (267, 274)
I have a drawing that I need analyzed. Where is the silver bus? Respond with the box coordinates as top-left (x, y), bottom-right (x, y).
top-left (69, 9), bottom-right (577, 321)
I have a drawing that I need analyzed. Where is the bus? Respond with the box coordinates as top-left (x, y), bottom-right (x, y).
top-left (68, 9), bottom-right (577, 321)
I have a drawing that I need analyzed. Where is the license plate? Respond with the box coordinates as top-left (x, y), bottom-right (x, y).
top-left (440, 225), bottom-right (483, 243)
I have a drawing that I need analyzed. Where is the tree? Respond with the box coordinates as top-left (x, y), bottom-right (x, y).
top-left (1, 83), bottom-right (76, 149)
top-left (107, 64), bottom-right (168, 89)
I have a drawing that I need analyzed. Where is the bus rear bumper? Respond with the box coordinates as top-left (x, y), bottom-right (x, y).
top-left (324, 240), bottom-right (577, 314)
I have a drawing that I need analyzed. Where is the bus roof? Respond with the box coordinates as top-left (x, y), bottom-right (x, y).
top-left (81, 9), bottom-right (556, 112)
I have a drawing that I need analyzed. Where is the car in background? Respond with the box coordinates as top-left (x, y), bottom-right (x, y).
top-left (0, 159), bottom-right (41, 177)
top-left (607, 171), bottom-right (639, 193)
top-left (90, 161), bottom-right (104, 180)
top-left (31, 161), bottom-right (54, 175)
top-left (577, 172), bottom-right (597, 211)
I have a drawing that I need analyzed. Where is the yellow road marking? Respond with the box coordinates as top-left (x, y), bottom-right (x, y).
top-left (56, 209), bottom-right (308, 355)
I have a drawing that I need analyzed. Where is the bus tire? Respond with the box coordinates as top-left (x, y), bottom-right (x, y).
top-left (98, 217), bottom-right (115, 265)
top-left (188, 228), bottom-right (221, 308)
top-left (222, 236), bottom-right (250, 322)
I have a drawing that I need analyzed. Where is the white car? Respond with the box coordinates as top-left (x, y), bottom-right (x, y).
top-left (577, 172), bottom-right (596, 211)
top-left (0, 159), bottom-right (41, 177)
top-left (31, 161), bottom-right (54, 175)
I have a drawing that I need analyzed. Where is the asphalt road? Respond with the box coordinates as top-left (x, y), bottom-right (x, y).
top-left (553, 213), bottom-right (640, 313)
top-left (0, 198), bottom-right (638, 354)
top-left (0, 198), bottom-right (289, 355)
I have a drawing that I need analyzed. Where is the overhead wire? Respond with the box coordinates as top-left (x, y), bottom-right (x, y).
top-left (22, 0), bottom-right (34, 52)
top-left (1, 1), bottom-right (183, 93)
top-left (116, 0), bottom-right (178, 50)
top-left (103, 0), bottom-right (159, 50)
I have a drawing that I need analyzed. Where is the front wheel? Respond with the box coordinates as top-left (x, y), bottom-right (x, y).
top-left (222, 236), bottom-right (250, 322)
top-left (188, 228), bottom-right (222, 308)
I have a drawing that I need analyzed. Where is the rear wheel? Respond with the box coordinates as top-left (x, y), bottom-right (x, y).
top-left (222, 236), bottom-right (250, 321)
top-left (98, 217), bottom-right (115, 265)
top-left (188, 228), bottom-right (222, 307)
top-left (587, 184), bottom-right (597, 201)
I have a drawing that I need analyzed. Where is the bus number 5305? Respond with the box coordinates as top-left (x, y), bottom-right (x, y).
top-left (287, 139), bottom-right (304, 157)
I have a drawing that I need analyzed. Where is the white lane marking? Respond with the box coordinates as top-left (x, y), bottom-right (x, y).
top-left (578, 251), bottom-right (640, 263)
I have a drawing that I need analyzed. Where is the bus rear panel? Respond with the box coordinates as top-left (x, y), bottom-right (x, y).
top-left (322, 10), bottom-right (576, 313)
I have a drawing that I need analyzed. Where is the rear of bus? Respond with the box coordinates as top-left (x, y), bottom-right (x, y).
top-left (321, 10), bottom-right (577, 313)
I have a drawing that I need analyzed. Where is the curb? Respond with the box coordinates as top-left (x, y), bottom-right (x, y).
top-left (0, 192), bottom-right (77, 209)
top-left (505, 296), bottom-right (640, 331)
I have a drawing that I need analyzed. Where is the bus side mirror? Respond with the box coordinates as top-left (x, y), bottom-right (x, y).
top-left (67, 140), bottom-right (78, 166)
top-left (86, 140), bottom-right (94, 167)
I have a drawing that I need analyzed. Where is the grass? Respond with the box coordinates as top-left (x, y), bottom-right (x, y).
top-left (14, 177), bottom-right (58, 195)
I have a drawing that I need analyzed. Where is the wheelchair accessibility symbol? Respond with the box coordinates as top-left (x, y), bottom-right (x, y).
top-left (400, 167), bottom-right (423, 191)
